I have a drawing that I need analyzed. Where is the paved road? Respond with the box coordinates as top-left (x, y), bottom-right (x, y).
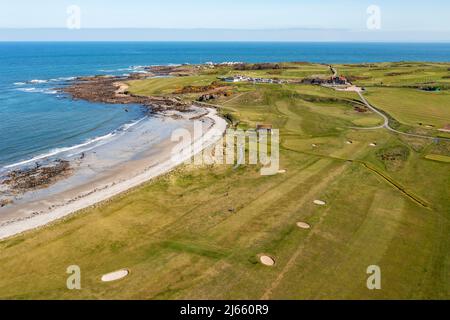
top-left (330, 65), bottom-right (338, 77)
top-left (201, 71), bottom-right (448, 142)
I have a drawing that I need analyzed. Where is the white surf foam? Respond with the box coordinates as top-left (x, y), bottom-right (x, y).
top-left (3, 133), bottom-right (116, 169)
top-left (17, 87), bottom-right (37, 92)
top-left (29, 79), bottom-right (48, 84)
top-left (3, 117), bottom-right (148, 170)
top-left (16, 88), bottom-right (58, 94)
top-left (99, 65), bottom-right (148, 73)
top-left (120, 116), bottom-right (147, 131)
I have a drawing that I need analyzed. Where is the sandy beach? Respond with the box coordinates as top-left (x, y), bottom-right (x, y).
top-left (0, 107), bottom-right (227, 240)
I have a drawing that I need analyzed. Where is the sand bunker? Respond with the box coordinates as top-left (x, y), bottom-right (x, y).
top-left (259, 255), bottom-right (275, 266)
top-left (312, 144), bottom-right (317, 148)
top-left (346, 140), bottom-right (353, 144)
top-left (297, 222), bottom-right (311, 229)
top-left (313, 200), bottom-right (326, 206)
top-left (369, 143), bottom-right (377, 147)
top-left (101, 269), bottom-right (129, 282)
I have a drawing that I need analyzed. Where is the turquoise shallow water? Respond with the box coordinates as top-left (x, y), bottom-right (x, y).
top-left (1, 42), bottom-right (450, 169)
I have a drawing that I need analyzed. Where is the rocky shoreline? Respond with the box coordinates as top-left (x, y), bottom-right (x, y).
top-left (0, 65), bottom-right (199, 209)
top-left (60, 64), bottom-right (218, 113)
top-left (0, 63), bottom-right (225, 211)
top-left (3, 160), bottom-right (71, 192)
top-left (0, 107), bottom-right (227, 240)
top-left (0, 160), bottom-right (73, 208)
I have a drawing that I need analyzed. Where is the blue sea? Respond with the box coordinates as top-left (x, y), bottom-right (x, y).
top-left (1, 42), bottom-right (450, 170)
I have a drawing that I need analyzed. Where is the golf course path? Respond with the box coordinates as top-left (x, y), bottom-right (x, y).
top-left (332, 67), bottom-right (448, 141)
top-left (355, 91), bottom-right (389, 130)
top-left (330, 65), bottom-right (338, 77)
top-left (357, 90), bottom-right (450, 141)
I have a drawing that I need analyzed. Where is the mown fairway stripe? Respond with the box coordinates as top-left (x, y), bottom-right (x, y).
top-left (261, 162), bottom-right (349, 300)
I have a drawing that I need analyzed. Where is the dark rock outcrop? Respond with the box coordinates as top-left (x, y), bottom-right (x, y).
top-left (62, 75), bottom-right (192, 113)
top-left (2, 160), bottom-right (71, 192)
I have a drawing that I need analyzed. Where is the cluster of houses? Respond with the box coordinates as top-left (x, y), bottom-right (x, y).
top-left (205, 61), bottom-right (243, 67)
top-left (220, 75), bottom-right (286, 84)
top-left (330, 76), bottom-right (349, 85)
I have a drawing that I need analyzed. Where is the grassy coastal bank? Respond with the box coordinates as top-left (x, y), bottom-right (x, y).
top-left (0, 62), bottom-right (449, 299)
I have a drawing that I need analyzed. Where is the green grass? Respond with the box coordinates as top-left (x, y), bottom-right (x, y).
top-left (0, 63), bottom-right (449, 299)
top-left (337, 62), bottom-right (450, 88)
top-left (127, 75), bottom-right (217, 96)
top-left (425, 154), bottom-right (450, 163)
top-left (364, 87), bottom-right (450, 129)
top-left (225, 63), bottom-right (331, 80)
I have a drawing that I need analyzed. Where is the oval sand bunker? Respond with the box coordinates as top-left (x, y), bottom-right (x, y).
top-left (101, 269), bottom-right (129, 282)
top-left (259, 255), bottom-right (275, 266)
top-left (297, 222), bottom-right (311, 229)
top-left (313, 200), bottom-right (326, 206)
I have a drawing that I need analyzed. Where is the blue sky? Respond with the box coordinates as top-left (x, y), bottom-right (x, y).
top-left (1, 0), bottom-right (450, 41)
top-left (2, 0), bottom-right (449, 30)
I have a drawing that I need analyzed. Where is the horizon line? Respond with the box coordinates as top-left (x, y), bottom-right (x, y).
top-left (3, 28), bottom-right (450, 42)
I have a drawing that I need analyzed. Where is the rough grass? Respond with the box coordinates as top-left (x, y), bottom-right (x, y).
top-left (337, 62), bottom-right (450, 88)
top-left (127, 75), bottom-right (217, 96)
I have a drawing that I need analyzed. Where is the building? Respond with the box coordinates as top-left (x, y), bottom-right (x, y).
top-left (221, 75), bottom-right (285, 84)
top-left (330, 76), bottom-right (348, 85)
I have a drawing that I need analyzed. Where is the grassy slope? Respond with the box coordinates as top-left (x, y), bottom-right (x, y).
top-left (337, 62), bottom-right (450, 88)
top-left (336, 62), bottom-right (450, 132)
top-left (127, 75), bottom-right (217, 96)
top-left (0, 64), bottom-right (449, 299)
top-left (364, 87), bottom-right (450, 129)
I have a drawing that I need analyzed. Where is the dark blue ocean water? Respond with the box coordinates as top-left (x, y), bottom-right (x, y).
top-left (1, 42), bottom-right (450, 168)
